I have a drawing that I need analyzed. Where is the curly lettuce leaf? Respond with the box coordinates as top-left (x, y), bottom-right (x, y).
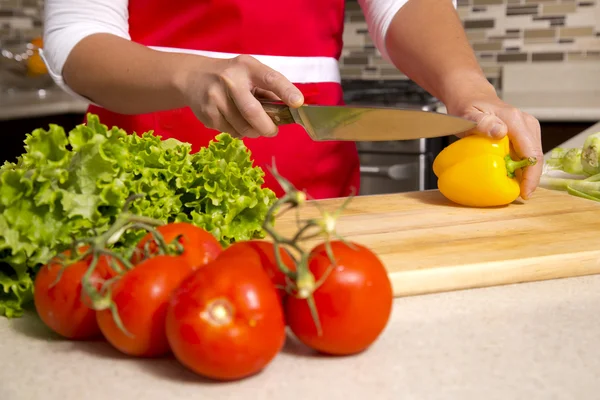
top-left (179, 133), bottom-right (276, 244)
top-left (0, 265), bottom-right (33, 318)
top-left (0, 114), bottom-right (275, 318)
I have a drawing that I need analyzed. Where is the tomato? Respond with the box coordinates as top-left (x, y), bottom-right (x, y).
top-left (132, 222), bottom-right (222, 269)
top-left (96, 255), bottom-right (195, 357)
top-left (285, 241), bottom-right (393, 356)
top-left (217, 240), bottom-right (296, 300)
top-left (34, 248), bottom-right (117, 340)
top-left (165, 250), bottom-right (286, 381)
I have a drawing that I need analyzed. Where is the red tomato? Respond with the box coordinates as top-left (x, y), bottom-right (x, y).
top-left (217, 240), bottom-right (296, 300)
top-left (96, 255), bottom-right (195, 357)
top-left (34, 248), bottom-right (118, 340)
top-left (165, 251), bottom-right (286, 381)
top-left (132, 222), bottom-right (222, 268)
top-left (285, 241), bottom-right (393, 356)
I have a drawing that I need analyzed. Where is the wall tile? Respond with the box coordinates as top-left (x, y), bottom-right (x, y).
top-left (473, 41), bottom-right (505, 50)
top-left (531, 51), bottom-right (565, 60)
top-left (566, 51), bottom-right (600, 60)
top-left (474, 0), bottom-right (505, 4)
top-left (565, 10), bottom-right (598, 24)
top-left (524, 28), bottom-right (557, 38)
top-left (498, 52), bottom-right (530, 61)
top-left (542, 3), bottom-right (578, 14)
top-left (466, 30), bottom-right (489, 40)
top-left (559, 26), bottom-right (595, 37)
top-left (464, 19), bottom-right (496, 28)
top-left (506, 5), bottom-right (539, 14)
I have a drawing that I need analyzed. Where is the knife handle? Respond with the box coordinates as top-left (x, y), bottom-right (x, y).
top-left (260, 101), bottom-right (296, 126)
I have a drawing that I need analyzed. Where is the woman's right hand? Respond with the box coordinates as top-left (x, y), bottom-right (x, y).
top-left (177, 55), bottom-right (305, 138)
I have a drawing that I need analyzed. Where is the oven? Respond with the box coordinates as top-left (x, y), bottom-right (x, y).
top-left (341, 79), bottom-right (451, 196)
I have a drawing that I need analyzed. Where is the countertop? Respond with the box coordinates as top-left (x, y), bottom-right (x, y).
top-left (543, 120), bottom-right (600, 161)
top-left (500, 63), bottom-right (600, 122)
top-left (2, 275), bottom-right (600, 400)
top-left (501, 91), bottom-right (600, 122)
top-left (0, 87), bottom-right (89, 121)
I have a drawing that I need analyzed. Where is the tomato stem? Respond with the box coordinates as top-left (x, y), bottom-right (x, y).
top-left (262, 161), bottom-right (355, 338)
top-left (48, 194), bottom-right (183, 338)
top-left (306, 295), bottom-right (323, 337)
top-left (108, 301), bottom-right (134, 338)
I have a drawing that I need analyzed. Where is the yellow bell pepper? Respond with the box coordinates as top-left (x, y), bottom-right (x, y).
top-left (432, 135), bottom-right (537, 207)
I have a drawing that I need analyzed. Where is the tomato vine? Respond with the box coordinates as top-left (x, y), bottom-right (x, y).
top-left (261, 162), bottom-right (357, 335)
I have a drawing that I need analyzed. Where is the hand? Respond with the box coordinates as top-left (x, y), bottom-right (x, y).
top-left (446, 93), bottom-right (543, 200)
top-left (177, 55), bottom-right (304, 138)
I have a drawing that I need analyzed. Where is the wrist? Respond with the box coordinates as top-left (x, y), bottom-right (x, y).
top-left (438, 69), bottom-right (498, 111)
top-left (171, 55), bottom-right (198, 105)
top-left (171, 54), bottom-right (220, 106)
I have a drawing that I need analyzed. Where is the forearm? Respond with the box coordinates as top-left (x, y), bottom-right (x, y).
top-left (63, 34), bottom-right (198, 114)
top-left (384, 0), bottom-right (496, 107)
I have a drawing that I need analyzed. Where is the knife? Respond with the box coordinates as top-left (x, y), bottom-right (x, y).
top-left (260, 101), bottom-right (476, 141)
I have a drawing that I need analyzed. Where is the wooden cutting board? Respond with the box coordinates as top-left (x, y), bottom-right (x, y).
top-left (272, 188), bottom-right (600, 297)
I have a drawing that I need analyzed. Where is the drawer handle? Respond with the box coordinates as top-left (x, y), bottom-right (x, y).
top-left (360, 164), bottom-right (414, 180)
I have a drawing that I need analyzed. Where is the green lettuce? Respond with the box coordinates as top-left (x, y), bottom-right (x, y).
top-left (0, 113), bottom-right (276, 318)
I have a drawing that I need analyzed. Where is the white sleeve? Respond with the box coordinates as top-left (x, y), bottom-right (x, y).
top-left (358, 0), bottom-right (458, 62)
top-left (41, 0), bottom-right (130, 97)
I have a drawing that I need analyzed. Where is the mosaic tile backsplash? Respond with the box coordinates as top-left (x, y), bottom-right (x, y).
top-left (0, 0), bottom-right (598, 81)
top-left (342, 0), bottom-right (600, 79)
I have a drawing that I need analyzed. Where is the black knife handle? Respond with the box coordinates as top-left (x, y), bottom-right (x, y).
top-left (260, 101), bottom-right (296, 126)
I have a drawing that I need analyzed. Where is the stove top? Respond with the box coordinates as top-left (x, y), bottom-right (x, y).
top-left (341, 79), bottom-right (440, 110)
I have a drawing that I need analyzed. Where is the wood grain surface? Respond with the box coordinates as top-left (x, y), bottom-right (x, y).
top-left (272, 188), bottom-right (600, 297)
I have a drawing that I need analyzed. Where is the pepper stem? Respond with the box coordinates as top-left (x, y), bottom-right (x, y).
top-left (505, 155), bottom-right (537, 178)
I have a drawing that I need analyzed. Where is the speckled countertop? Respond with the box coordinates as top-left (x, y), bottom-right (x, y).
top-left (2, 275), bottom-right (600, 400)
top-left (501, 92), bottom-right (600, 122)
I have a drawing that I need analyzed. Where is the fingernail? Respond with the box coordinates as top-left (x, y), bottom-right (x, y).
top-left (490, 123), bottom-right (504, 136)
top-left (266, 127), bottom-right (278, 137)
top-left (290, 94), bottom-right (303, 106)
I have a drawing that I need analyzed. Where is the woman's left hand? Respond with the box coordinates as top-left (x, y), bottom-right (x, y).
top-left (446, 95), bottom-right (544, 200)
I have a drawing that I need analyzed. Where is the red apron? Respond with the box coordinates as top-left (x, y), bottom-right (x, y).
top-left (86, 0), bottom-right (360, 200)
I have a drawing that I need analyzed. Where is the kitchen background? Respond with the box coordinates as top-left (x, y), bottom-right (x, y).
top-left (1, 0), bottom-right (599, 194)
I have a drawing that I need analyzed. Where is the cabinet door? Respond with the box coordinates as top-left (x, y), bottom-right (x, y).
top-left (358, 153), bottom-right (426, 195)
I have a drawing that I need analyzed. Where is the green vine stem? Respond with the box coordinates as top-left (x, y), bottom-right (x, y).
top-left (262, 163), bottom-right (355, 336)
top-left (49, 194), bottom-right (184, 337)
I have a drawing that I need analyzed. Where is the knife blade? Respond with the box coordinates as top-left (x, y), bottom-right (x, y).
top-left (261, 101), bottom-right (476, 141)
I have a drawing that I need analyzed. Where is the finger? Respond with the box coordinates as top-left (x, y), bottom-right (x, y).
top-left (253, 88), bottom-right (281, 102)
top-left (219, 100), bottom-right (260, 138)
top-left (461, 108), bottom-right (508, 139)
top-left (194, 105), bottom-right (239, 137)
top-left (218, 95), bottom-right (262, 138)
top-left (516, 117), bottom-right (543, 199)
top-left (213, 109), bottom-right (241, 138)
top-left (220, 74), bottom-right (279, 137)
top-left (246, 61), bottom-right (304, 108)
top-left (505, 114), bottom-right (543, 199)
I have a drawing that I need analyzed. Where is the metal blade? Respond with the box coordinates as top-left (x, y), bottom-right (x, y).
top-left (291, 105), bottom-right (477, 141)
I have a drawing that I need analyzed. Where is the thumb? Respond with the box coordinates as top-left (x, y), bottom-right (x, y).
top-left (462, 109), bottom-right (508, 139)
